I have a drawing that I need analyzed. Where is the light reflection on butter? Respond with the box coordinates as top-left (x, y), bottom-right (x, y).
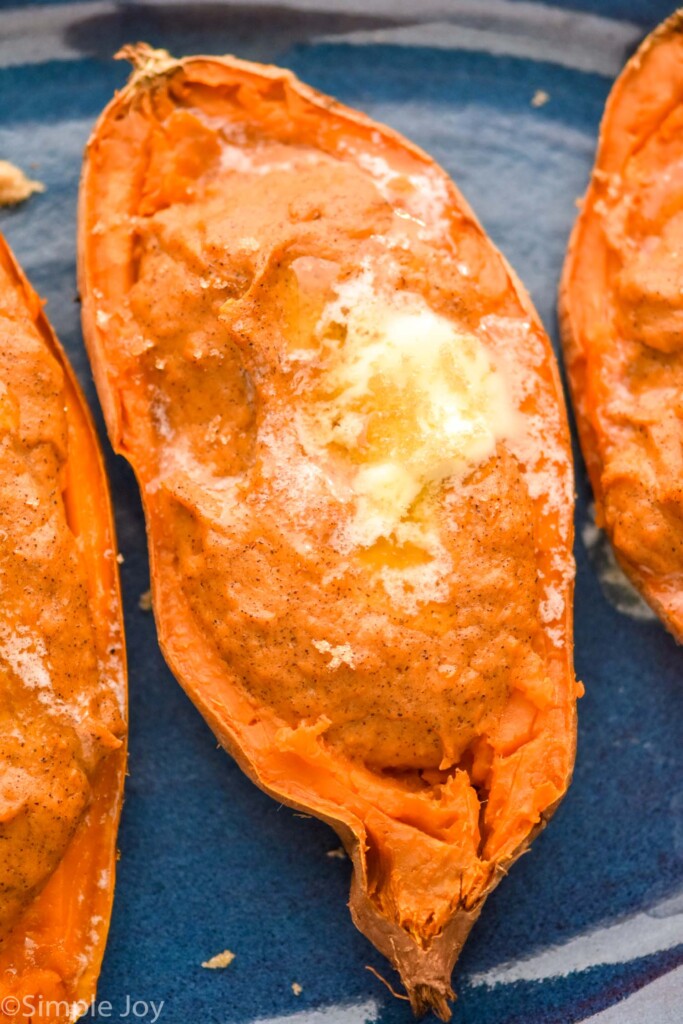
top-left (297, 275), bottom-right (519, 547)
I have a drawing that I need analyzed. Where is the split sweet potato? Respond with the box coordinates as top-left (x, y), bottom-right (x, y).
top-left (79, 45), bottom-right (578, 1017)
top-left (0, 234), bottom-right (127, 1022)
top-left (561, 11), bottom-right (683, 640)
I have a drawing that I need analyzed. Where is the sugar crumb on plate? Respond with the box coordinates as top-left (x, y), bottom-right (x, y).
top-left (0, 160), bottom-right (44, 206)
top-left (202, 949), bottom-right (235, 969)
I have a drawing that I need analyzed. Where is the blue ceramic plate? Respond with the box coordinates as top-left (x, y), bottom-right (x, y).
top-left (1, 1), bottom-right (682, 1022)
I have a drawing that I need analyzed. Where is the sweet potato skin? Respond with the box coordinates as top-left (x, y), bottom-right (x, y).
top-left (0, 233), bottom-right (127, 1022)
top-left (560, 11), bottom-right (683, 641)
top-left (79, 46), bottom-right (577, 1018)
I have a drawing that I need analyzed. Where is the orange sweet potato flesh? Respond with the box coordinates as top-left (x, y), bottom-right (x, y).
top-left (79, 45), bottom-right (578, 1018)
top-left (561, 11), bottom-right (683, 640)
top-left (0, 234), bottom-right (127, 1022)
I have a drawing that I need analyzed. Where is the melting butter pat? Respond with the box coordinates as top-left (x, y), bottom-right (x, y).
top-left (305, 285), bottom-right (518, 542)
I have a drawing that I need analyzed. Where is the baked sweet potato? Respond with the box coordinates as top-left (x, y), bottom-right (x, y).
top-left (561, 11), bottom-right (683, 640)
top-left (79, 45), bottom-right (578, 1018)
top-left (0, 233), bottom-right (127, 1022)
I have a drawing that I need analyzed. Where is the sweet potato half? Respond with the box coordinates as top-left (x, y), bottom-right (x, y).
top-left (79, 46), bottom-right (578, 1017)
top-left (0, 235), bottom-right (127, 1021)
top-left (561, 11), bottom-right (683, 640)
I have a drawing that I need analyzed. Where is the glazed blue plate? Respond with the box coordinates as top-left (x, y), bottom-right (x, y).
top-left (1, 1), bottom-right (682, 1022)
